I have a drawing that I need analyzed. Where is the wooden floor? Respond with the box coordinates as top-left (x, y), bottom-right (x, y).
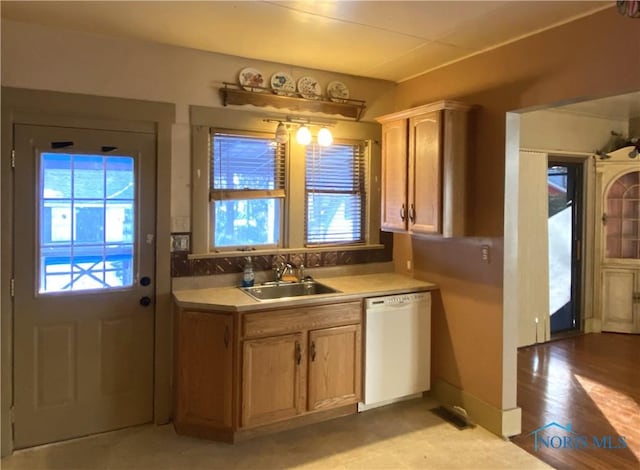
top-left (511, 333), bottom-right (640, 470)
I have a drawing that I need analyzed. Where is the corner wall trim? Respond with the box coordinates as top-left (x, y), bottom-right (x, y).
top-left (431, 379), bottom-right (522, 437)
top-left (584, 318), bottom-right (602, 333)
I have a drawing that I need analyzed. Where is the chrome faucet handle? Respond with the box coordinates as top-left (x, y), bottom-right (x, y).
top-left (273, 262), bottom-right (284, 281)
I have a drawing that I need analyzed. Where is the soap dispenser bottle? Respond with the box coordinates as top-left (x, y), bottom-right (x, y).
top-left (241, 256), bottom-right (255, 287)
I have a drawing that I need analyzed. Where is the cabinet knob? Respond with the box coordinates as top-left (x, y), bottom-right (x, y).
top-left (400, 204), bottom-right (406, 221)
top-left (409, 204), bottom-right (416, 223)
top-left (310, 341), bottom-right (316, 362)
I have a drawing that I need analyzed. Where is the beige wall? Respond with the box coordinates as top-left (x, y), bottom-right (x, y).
top-left (631, 116), bottom-right (640, 136)
top-left (395, 7), bottom-right (639, 411)
top-left (0, 18), bottom-right (397, 232)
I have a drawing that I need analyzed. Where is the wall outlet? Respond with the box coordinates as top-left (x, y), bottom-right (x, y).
top-left (481, 245), bottom-right (490, 263)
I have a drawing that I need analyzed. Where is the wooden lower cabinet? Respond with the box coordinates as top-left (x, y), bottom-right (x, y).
top-left (242, 334), bottom-right (305, 427)
top-left (308, 325), bottom-right (361, 411)
top-left (174, 311), bottom-right (233, 434)
top-left (174, 301), bottom-right (363, 442)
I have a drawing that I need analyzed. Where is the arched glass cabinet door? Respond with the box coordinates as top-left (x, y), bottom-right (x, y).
top-left (605, 170), bottom-right (640, 259)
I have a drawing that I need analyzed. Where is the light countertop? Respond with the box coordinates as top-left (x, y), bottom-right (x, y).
top-left (173, 273), bottom-right (437, 312)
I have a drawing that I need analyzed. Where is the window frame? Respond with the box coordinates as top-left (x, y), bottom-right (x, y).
top-left (189, 106), bottom-right (382, 256)
top-left (304, 139), bottom-right (368, 247)
top-left (208, 129), bottom-right (287, 252)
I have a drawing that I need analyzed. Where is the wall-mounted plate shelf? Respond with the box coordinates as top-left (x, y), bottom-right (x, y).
top-left (220, 82), bottom-right (366, 120)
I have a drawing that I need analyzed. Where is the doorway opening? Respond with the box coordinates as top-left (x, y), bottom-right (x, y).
top-left (547, 161), bottom-right (583, 335)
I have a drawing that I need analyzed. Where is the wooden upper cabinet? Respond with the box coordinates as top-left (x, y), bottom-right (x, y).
top-left (377, 100), bottom-right (472, 237)
top-left (410, 111), bottom-right (442, 235)
top-left (381, 119), bottom-right (409, 232)
top-left (175, 311), bottom-right (233, 429)
top-left (242, 333), bottom-right (305, 428)
top-left (307, 325), bottom-right (362, 411)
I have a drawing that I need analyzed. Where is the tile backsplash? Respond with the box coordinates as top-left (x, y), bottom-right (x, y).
top-left (171, 232), bottom-right (393, 277)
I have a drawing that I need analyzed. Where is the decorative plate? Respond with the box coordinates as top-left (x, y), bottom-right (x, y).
top-left (327, 81), bottom-right (350, 102)
top-left (297, 76), bottom-right (322, 100)
top-left (270, 72), bottom-right (296, 96)
top-left (238, 67), bottom-right (266, 92)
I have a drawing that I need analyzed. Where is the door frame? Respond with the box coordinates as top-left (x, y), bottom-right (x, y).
top-left (1, 87), bottom-right (175, 456)
top-left (546, 157), bottom-right (587, 335)
top-left (513, 148), bottom-right (593, 347)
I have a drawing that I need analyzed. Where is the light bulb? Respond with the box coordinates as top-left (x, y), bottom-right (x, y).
top-left (317, 127), bottom-right (333, 146)
top-left (275, 122), bottom-right (288, 144)
top-left (296, 125), bottom-right (312, 145)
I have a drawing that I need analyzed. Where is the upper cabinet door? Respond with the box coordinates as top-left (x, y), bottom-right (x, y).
top-left (380, 119), bottom-right (408, 232)
top-left (409, 111), bottom-right (442, 235)
top-left (377, 100), bottom-right (472, 238)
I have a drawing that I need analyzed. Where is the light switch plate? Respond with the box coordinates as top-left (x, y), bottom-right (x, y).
top-left (481, 245), bottom-right (490, 263)
top-left (171, 233), bottom-right (190, 252)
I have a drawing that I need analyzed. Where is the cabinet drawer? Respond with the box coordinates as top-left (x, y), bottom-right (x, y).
top-left (243, 301), bottom-right (361, 338)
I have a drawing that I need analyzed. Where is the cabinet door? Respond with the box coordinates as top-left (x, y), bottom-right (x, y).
top-left (308, 325), bottom-right (362, 411)
top-left (409, 111), bottom-right (442, 235)
top-left (242, 333), bottom-right (305, 427)
top-left (381, 119), bottom-right (408, 232)
top-left (175, 311), bottom-right (233, 428)
top-left (601, 269), bottom-right (639, 333)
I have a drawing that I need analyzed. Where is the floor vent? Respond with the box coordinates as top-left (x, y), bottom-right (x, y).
top-left (430, 405), bottom-right (476, 430)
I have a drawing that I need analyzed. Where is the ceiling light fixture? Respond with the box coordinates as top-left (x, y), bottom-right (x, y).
top-left (264, 117), bottom-right (335, 146)
top-left (317, 127), bottom-right (333, 147)
top-left (274, 121), bottom-right (288, 144)
top-left (296, 125), bottom-right (312, 146)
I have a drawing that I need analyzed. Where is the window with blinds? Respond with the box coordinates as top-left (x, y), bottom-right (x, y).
top-left (305, 142), bottom-right (367, 245)
top-left (210, 132), bottom-right (286, 248)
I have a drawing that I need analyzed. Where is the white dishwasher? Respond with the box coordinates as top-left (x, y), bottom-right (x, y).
top-left (359, 292), bottom-right (431, 411)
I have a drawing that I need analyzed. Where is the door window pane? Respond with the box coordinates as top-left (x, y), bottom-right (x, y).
top-left (73, 156), bottom-right (105, 199)
top-left (547, 166), bottom-right (571, 317)
top-left (39, 153), bottom-right (136, 293)
top-left (106, 157), bottom-right (134, 199)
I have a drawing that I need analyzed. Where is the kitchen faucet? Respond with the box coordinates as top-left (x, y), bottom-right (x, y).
top-left (273, 261), bottom-right (306, 283)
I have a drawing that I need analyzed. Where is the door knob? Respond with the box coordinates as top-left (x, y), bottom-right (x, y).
top-left (139, 296), bottom-right (152, 307)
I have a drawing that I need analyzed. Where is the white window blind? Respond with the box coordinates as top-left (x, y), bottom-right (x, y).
top-left (210, 132), bottom-right (286, 248)
top-left (211, 133), bottom-right (286, 200)
top-left (305, 142), bottom-right (367, 245)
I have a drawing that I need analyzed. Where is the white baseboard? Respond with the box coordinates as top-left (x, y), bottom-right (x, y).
top-left (431, 379), bottom-right (521, 437)
top-left (357, 392), bottom-right (423, 412)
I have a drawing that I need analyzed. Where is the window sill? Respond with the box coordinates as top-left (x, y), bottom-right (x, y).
top-left (188, 244), bottom-right (385, 260)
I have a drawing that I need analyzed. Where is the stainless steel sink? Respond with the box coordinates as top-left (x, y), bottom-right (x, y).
top-left (241, 281), bottom-right (341, 301)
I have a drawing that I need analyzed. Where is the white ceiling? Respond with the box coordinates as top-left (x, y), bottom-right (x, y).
top-left (1, 0), bottom-right (613, 83)
top-left (550, 92), bottom-right (640, 121)
top-left (3, 1), bottom-right (636, 121)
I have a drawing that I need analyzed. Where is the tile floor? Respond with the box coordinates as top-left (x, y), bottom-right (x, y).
top-left (2, 397), bottom-right (549, 469)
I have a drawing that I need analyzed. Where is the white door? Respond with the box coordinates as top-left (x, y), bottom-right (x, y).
top-left (597, 162), bottom-right (640, 333)
top-left (13, 124), bottom-right (156, 448)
